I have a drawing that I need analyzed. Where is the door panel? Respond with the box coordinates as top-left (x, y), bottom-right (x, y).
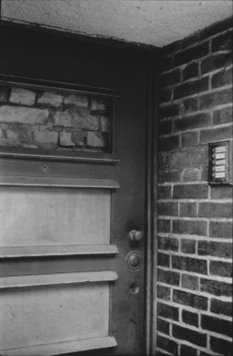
top-left (0, 23), bottom-right (150, 355)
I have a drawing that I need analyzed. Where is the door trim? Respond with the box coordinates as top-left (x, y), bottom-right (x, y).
top-left (145, 50), bottom-right (159, 355)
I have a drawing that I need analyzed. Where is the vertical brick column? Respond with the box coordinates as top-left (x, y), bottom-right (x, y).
top-left (157, 17), bottom-right (232, 355)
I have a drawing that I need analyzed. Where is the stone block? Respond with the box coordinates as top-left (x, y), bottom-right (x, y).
top-left (64, 94), bottom-right (88, 108)
top-left (0, 86), bottom-right (8, 102)
top-left (72, 130), bottom-right (84, 146)
top-left (100, 116), bottom-right (109, 132)
top-left (87, 131), bottom-right (106, 148)
top-left (9, 88), bottom-right (36, 106)
top-left (83, 115), bottom-right (99, 131)
top-left (33, 130), bottom-right (58, 147)
top-left (0, 106), bottom-right (49, 124)
top-left (59, 131), bottom-right (75, 147)
top-left (53, 111), bottom-right (72, 127)
top-left (37, 91), bottom-right (63, 107)
top-left (91, 98), bottom-right (106, 111)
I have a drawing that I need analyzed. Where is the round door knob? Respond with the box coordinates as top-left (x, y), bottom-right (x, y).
top-left (129, 229), bottom-right (143, 242)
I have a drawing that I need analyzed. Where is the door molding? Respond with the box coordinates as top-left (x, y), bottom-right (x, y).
top-left (145, 50), bottom-right (159, 355)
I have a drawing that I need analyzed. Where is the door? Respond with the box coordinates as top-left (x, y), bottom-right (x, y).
top-left (0, 23), bottom-right (153, 355)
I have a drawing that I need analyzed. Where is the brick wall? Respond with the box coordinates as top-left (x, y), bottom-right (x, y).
top-left (157, 18), bottom-right (233, 355)
top-left (0, 84), bottom-right (110, 152)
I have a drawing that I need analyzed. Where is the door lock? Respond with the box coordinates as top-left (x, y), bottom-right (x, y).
top-left (129, 229), bottom-right (143, 242)
top-left (126, 250), bottom-right (143, 271)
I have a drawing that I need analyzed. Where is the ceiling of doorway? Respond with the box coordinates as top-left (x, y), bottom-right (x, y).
top-left (1, 0), bottom-right (233, 47)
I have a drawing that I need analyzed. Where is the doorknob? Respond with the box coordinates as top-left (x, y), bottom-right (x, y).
top-left (129, 229), bottom-right (143, 242)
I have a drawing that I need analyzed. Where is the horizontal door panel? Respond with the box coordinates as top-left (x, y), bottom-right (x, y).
top-left (0, 187), bottom-right (111, 247)
top-left (0, 272), bottom-right (117, 355)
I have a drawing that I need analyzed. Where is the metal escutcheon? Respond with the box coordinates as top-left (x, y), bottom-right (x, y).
top-left (126, 250), bottom-right (143, 271)
top-left (128, 229), bottom-right (143, 242)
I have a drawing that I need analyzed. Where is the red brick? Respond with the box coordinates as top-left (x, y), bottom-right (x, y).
top-left (181, 132), bottom-right (199, 148)
top-left (160, 69), bottom-right (181, 88)
top-left (180, 202), bottom-right (197, 217)
top-left (158, 219), bottom-right (171, 233)
top-left (198, 202), bottom-right (232, 218)
top-left (174, 42), bottom-right (209, 66)
top-left (157, 318), bottom-right (170, 335)
top-left (213, 106), bottom-right (233, 125)
top-left (174, 78), bottom-right (208, 99)
top-left (211, 185), bottom-right (233, 199)
top-left (157, 335), bottom-right (178, 354)
top-left (183, 97), bottom-right (198, 114)
top-left (173, 219), bottom-right (207, 236)
top-left (158, 236), bottom-right (179, 251)
top-left (158, 154), bottom-right (169, 168)
top-left (211, 29), bottom-right (233, 52)
top-left (157, 302), bottom-right (179, 321)
top-left (181, 274), bottom-right (199, 291)
top-left (209, 221), bottom-right (233, 238)
top-left (181, 239), bottom-right (196, 254)
top-left (160, 104), bottom-right (180, 119)
top-left (210, 261), bottom-right (232, 277)
top-left (173, 184), bottom-right (208, 199)
top-left (159, 120), bottom-right (172, 136)
top-left (201, 53), bottom-right (232, 74)
top-left (198, 240), bottom-right (232, 259)
top-left (172, 324), bottom-right (207, 347)
top-left (172, 255), bottom-right (207, 274)
top-left (199, 88), bottom-right (232, 109)
top-left (159, 169), bottom-right (181, 183)
top-left (158, 186), bottom-right (172, 199)
top-left (210, 336), bottom-right (232, 354)
top-left (158, 269), bottom-right (180, 286)
top-left (210, 298), bottom-right (232, 317)
top-left (211, 67), bottom-right (232, 88)
top-left (183, 62), bottom-right (199, 81)
top-left (158, 202), bottom-right (178, 216)
top-left (159, 135), bottom-right (179, 152)
top-left (158, 252), bottom-right (170, 267)
top-left (157, 285), bottom-right (171, 301)
top-left (201, 278), bottom-right (232, 297)
top-left (171, 147), bottom-right (207, 168)
top-left (201, 314), bottom-right (232, 337)
top-left (200, 125), bottom-right (233, 143)
top-left (159, 89), bottom-right (172, 103)
top-left (182, 309), bottom-right (199, 327)
top-left (161, 56), bottom-right (174, 71)
top-left (180, 344), bottom-right (197, 356)
top-left (174, 113), bottom-right (211, 132)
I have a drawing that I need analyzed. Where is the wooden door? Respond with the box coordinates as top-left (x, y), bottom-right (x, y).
top-left (0, 23), bottom-right (155, 356)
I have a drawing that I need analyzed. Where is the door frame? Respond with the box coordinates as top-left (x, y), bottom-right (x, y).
top-left (0, 20), bottom-right (159, 355)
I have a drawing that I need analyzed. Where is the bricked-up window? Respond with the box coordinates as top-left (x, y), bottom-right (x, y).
top-left (0, 82), bottom-right (113, 158)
